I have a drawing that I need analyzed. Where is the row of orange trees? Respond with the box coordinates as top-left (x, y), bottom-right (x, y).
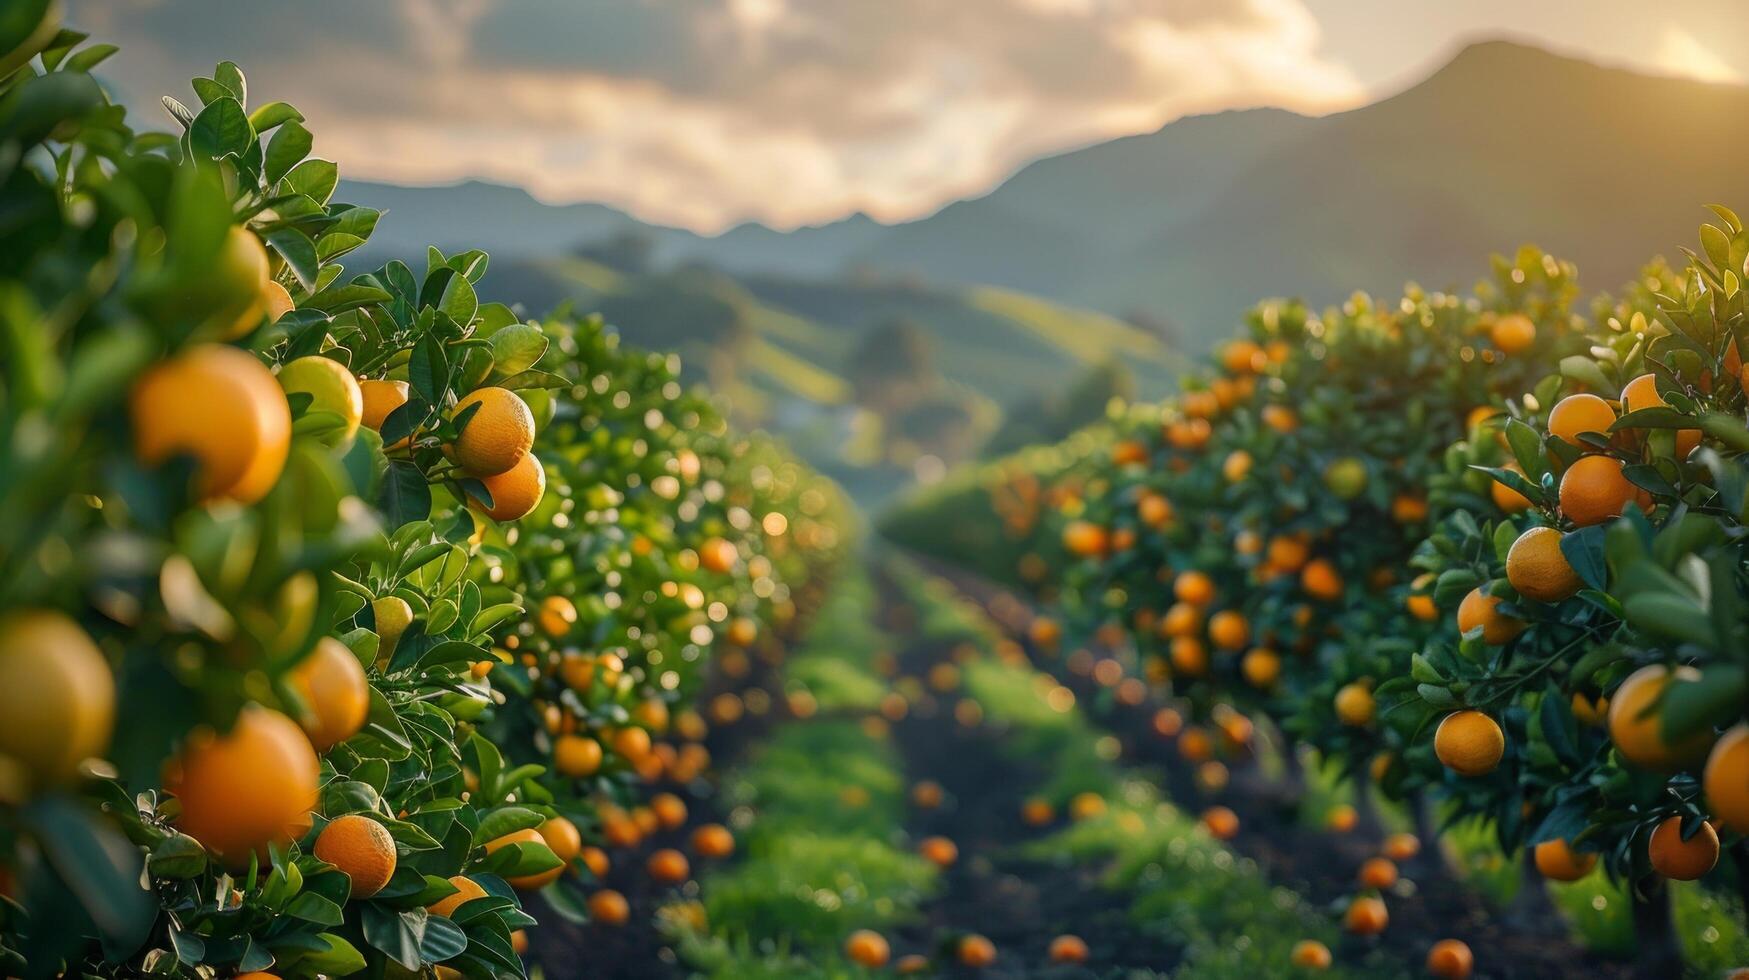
top-left (0, 13), bottom-right (846, 980)
top-left (885, 219), bottom-right (1749, 965)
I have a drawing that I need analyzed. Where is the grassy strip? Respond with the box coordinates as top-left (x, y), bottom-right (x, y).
top-left (679, 564), bottom-right (935, 977)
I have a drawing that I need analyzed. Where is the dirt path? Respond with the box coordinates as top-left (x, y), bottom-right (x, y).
top-left (915, 553), bottom-right (1635, 980)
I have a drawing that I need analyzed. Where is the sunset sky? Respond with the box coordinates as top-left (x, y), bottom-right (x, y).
top-left (67, 0), bottom-right (1749, 232)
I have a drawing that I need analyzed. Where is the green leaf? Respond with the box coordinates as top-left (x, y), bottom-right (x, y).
top-left (410, 332), bottom-right (449, 406)
top-left (1559, 526), bottom-right (1608, 591)
top-left (379, 461), bottom-right (432, 530)
top-left (264, 119), bottom-right (312, 184)
top-left (420, 916), bottom-right (469, 963)
top-left (1622, 592), bottom-right (1715, 647)
top-left (296, 934), bottom-right (367, 976)
top-left (1661, 664), bottom-right (1746, 742)
top-left (146, 832), bottom-right (208, 879)
top-left (188, 96), bottom-right (251, 160)
top-left (248, 100), bottom-right (304, 132)
top-left (470, 602), bottom-right (523, 635)
top-left (23, 796), bottom-right (155, 956)
top-left (360, 904), bottom-right (424, 971)
top-left (304, 283), bottom-right (393, 315)
top-left (283, 158), bottom-right (339, 204)
top-left (472, 807), bottom-right (544, 846)
top-left (487, 323), bottom-right (548, 378)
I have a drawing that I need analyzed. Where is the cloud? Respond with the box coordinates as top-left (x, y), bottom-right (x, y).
top-left (1653, 26), bottom-right (1743, 85)
top-left (68, 0), bottom-right (1363, 231)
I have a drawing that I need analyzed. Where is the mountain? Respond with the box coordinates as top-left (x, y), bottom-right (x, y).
top-left (338, 41), bottom-right (1749, 352)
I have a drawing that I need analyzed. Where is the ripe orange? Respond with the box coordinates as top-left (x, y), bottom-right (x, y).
top-left (537, 816), bottom-right (582, 865)
top-left (538, 596), bottom-right (578, 638)
top-left (487, 828), bottom-right (563, 889)
top-left (1069, 792), bottom-right (1107, 821)
top-left (1608, 664), bottom-right (1714, 771)
top-left (472, 452), bottom-right (546, 522)
top-left (314, 814), bottom-right (397, 899)
top-left (1490, 313), bottom-right (1535, 354)
top-left (1390, 494), bottom-right (1428, 524)
top-left (428, 875), bottom-right (487, 917)
top-left (1062, 520), bottom-right (1110, 558)
top-left (1490, 463), bottom-right (1533, 514)
top-left (1289, 939), bottom-right (1332, 969)
top-left (651, 792), bottom-right (688, 830)
top-left (1201, 806), bottom-right (1239, 840)
top-left (1261, 404), bottom-right (1298, 433)
top-left (1178, 727), bottom-right (1213, 763)
top-left (1505, 526), bottom-right (1582, 603)
top-left (580, 846), bottom-right (610, 878)
top-left (1621, 373), bottom-right (1700, 457)
top-left (359, 378), bottom-right (412, 447)
top-left (1300, 559), bottom-right (1343, 601)
top-left (1547, 394), bottom-right (1616, 447)
top-left (911, 780), bottom-right (944, 809)
top-left (647, 848), bottom-right (690, 883)
top-left (1433, 710), bottom-right (1504, 777)
top-left (1161, 602), bottom-right (1203, 638)
top-left (1559, 455), bottom-right (1645, 526)
top-left (1241, 647), bottom-right (1281, 688)
top-left (1048, 934), bottom-right (1089, 964)
top-left (1208, 610), bottom-right (1249, 651)
top-left (919, 836), bottom-right (959, 868)
top-left (450, 386), bottom-right (535, 476)
top-left (1222, 339), bottom-right (1264, 374)
top-left (1266, 535), bottom-right (1310, 572)
top-left (1570, 691), bottom-right (1608, 727)
top-left (895, 953), bottom-right (930, 974)
top-left (1223, 450), bottom-right (1253, 483)
top-left (554, 735), bottom-right (603, 778)
top-left (698, 537), bottom-right (739, 574)
top-left (691, 823), bottom-right (735, 859)
top-left (1648, 816), bottom-right (1718, 880)
top-left (131, 344), bottom-right (291, 504)
top-left (1170, 636), bottom-right (1208, 677)
top-left (0, 611), bottom-right (114, 790)
top-left (288, 637), bottom-right (369, 752)
top-left (611, 726), bottom-right (653, 764)
top-left (1112, 439), bottom-right (1149, 466)
top-left (1533, 838), bottom-right (1596, 882)
top-left (1137, 492), bottom-right (1174, 528)
top-left (958, 934), bottom-right (997, 968)
top-left (1174, 570), bottom-right (1216, 606)
top-left (1382, 833), bottom-right (1420, 862)
top-left (1426, 938), bottom-right (1474, 979)
top-left (845, 929), bottom-right (890, 967)
top-left (1357, 857), bottom-right (1398, 890)
top-left (1343, 895), bottom-right (1388, 935)
top-left (1704, 724), bottom-right (1749, 833)
top-left (1152, 707), bottom-right (1183, 738)
top-left (1334, 683), bottom-right (1375, 727)
top-left (165, 706), bottom-right (318, 865)
top-left (1326, 805), bottom-right (1358, 833)
top-left (634, 699), bottom-right (671, 734)
top-left (277, 355), bottom-right (364, 444)
top-left (589, 889), bottom-right (630, 925)
top-left (1456, 588), bottom-right (1524, 645)
top-left (1406, 593), bottom-right (1438, 621)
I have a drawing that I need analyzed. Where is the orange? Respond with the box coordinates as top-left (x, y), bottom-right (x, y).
top-left (288, 637), bottom-right (369, 752)
top-left (1490, 463), bottom-right (1533, 514)
top-left (1112, 439), bottom-right (1149, 466)
top-left (1456, 588), bottom-right (1524, 645)
top-left (647, 848), bottom-right (690, 883)
top-left (1197, 761), bottom-right (1229, 791)
top-left (1490, 313), bottom-right (1535, 354)
top-left (538, 595), bottom-right (577, 638)
top-left (1406, 593), bottom-right (1438, 621)
top-left (1382, 833), bottom-right (1420, 862)
top-left (314, 814), bottom-right (397, 899)
top-left (276, 355), bottom-right (363, 444)
top-left (895, 954), bottom-right (930, 974)
top-left (1261, 404), bottom-right (1298, 433)
top-left (486, 828), bottom-right (563, 889)
top-left (1208, 610), bottom-right (1249, 651)
top-left (449, 386), bottom-right (534, 476)
top-left (1608, 664), bottom-right (1714, 771)
top-left (1648, 816), bottom-right (1718, 880)
top-left (1621, 373), bottom-right (1700, 457)
top-left (165, 706), bottom-right (318, 865)
top-left (580, 846), bottom-right (610, 878)
top-left (691, 823), bottom-right (735, 859)
top-left (472, 452), bottom-right (546, 522)
top-left (1559, 455), bottom-right (1644, 526)
top-left (1137, 492), bottom-right (1174, 528)
top-left (210, 227), bottom-right (273, 339)
top-left (0, 611), bottom-right (114, 790)
top-left (911, 780), bottom-right (944, 809)
top-left (845, 929), bottom-right (890, 968)
top-left (1327, 805), bottom-right (1358, 832)
top-left (1161, 602), bottom-right (1203, 638)
top-left (589, 889), bottom-right (630, 925)
top-left (1022, 797), bottom-right (1055, 826)
top-left (612, 726), bottom-right (653, 764)
top-left (1062, 520), bottom-right (1110, 558)
top-left (1704, 724), bottom-right (1749, 833)
top-left (1357, 857), bottom-right (1397, 889)
top-left (1170, 636), bottom-right (1208, 677)
top-left (919, 836), bottom-right (958, 867)
top-left (1069, 792), bottom-right (1107, 821)
top-left (698, 537), bottom-right (739, 574)
top-left (1048, 935), bottom-right (1089, 964)
top-left (1571, 691), bottom-right (1608, 727)
top-left (1174, 570), bottom-right (1216, 606)
top-left (1391, 494), bottom-right (1429, 524)
top-left (1505, 526), bottom-right (1582, 603)
top-left (1152, 707), bottom-right (1183, 738)
top-left (1222, 450), bottom-right (1253, 482)
top-left (1267, 535), bottom-right (1310, 572)
top-left (131, 344), bottom-right (291, 504)
top-left (428, 875), bottom-right (488, 917)
top-left (359, 378), bottom-right (411, 447)
top-left (1547, 394), bottom-right (1616, 447)
top-left (1426, 938), bottom-right (1474, 979)
top-left (651, 792), bottom-right (688, 830)
top-left (1334, 683), bottom-right (1374, 727)
top-left (1343, 895), bottom-right (1388, 935)
top-left (1533, 838), bottom-right (1596, 882)
top-left (635, 699), bottom-right (671, 735)
top-left (1241, 648), bottom-right (1281, 689)
top-left (1221, 339), bottom-right (1264, 374)
top-left (372, 596), bottom-right (413, 658)
top-left (1290, 939), bottom-right (1332, 969)
top-left (1433, 711), bottom-right (1504, 777)
top-left (957, 934), bottom-right (997, 968)
top-left (554, 735), bottom-right (603, 778)
top-left (1300, 559), bottom-right (1343, 601)
top-left (537, 816), bottom-right (582, 864)
top-left (1201, 806), bottom-right (1239, 840)
top-left (1178, 727), bottom-right (1212, 763)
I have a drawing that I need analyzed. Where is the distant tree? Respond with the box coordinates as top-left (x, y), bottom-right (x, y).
top-left (981, 359), bottom-right (1134, 457)
top-left (844, 317), bottom-right (937, 414)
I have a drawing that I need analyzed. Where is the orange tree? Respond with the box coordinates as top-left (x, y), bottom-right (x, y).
top-left (1391, 215), bottom-right (1749, 964)
top-left (0, 15), bottom-right (843, 980)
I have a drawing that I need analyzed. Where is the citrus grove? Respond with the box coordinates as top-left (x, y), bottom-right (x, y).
top-left (0, 14), bottom-right (846, 979)
top-left (886, 219), bottom-right (1749, 973)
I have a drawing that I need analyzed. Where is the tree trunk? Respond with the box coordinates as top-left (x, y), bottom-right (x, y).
top-left (1411, 791), bottom-right (1448, 875)
top-left (1272, 726), bottom-right (1306, 802)
top-left (1630, 876), bottom-right (1682, 980)
top-left (1351, 772), bottom-right (1385, 841)
top-left (1504, 847), bottom-right (1558, 928)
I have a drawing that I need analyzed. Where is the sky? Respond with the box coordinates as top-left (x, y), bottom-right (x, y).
top-left (66, 0), bottom-right (1749, 233)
